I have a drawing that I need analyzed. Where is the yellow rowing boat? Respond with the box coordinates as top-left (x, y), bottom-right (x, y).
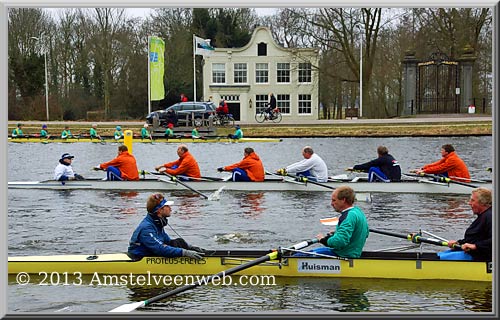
top-left (8, 250), bottom-right (492, 282)
top-left (8, 137), bottom-right (282, 143)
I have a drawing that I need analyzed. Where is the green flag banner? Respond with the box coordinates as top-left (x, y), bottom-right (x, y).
top-left (149, 36), bottom-right (165, 101)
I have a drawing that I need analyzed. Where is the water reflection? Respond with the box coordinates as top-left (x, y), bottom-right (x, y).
top-left (100, 276), bottom-right (491, 313)
top-left (462, 286), bottom-right (493, 312)
top-left (238, 192), bottom-right (266, 218)
top-left (170, 193), bottom-right (204, 218)
top-left (7, 136), bottom-right (494, 312)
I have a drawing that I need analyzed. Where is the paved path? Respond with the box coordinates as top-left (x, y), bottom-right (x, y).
top-left (8, 114), bottom-right (492, 127)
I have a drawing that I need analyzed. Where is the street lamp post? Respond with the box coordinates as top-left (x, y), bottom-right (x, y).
top-left (358, 25), bottom-right (363, 118)
top-left (31, 36), bottom-right (49, 121)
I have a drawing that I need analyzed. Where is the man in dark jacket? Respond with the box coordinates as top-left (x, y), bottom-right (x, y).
top-left (350, 146), bottom-right (401, 182)
top-left (128, 193), bottom-right (205, 260)
top-left (438, 187), bottom-right (492, 261)
top-left (265, 92), bottom-right (277, 119)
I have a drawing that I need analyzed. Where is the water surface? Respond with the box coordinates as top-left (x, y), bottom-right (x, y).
top-left (7, 136), bottom-right (493, 313)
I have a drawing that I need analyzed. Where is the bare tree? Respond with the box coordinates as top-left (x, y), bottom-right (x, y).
top-left (88, 8), bottom-right (126, 119)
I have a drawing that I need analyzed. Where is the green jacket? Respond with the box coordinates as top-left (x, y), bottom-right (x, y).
top-left (165, 128), bottom-right (174, 137)
top-left (61, 129), bottom-right (73, 139)
top-left (90, 127), bottom-right (98, 138)
top-left (12, 128), bottom-right (23, 137)
top-left (325, 206), bottom-right (369, 258)
top-left (141, 127), bottom-right (150, 139)
top-left (234, 128), bottom-right (243, 139)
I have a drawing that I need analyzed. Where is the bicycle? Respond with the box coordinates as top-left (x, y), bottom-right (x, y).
top-left (210, 113), bottom-right (235, 127)
top-left (255, 108), bottom-right (282, 123)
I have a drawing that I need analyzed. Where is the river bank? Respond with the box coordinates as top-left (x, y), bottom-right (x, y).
top-left (7, 115), bottom-right (492, 137)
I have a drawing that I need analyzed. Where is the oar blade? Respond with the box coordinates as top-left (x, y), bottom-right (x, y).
top-left (109, 301), bottom-right (145, 313)
top-left (320, 217), bottom-right (339, 226)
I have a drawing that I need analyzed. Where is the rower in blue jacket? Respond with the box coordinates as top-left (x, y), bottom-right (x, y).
top-left (349, 145), bottom-right (401, 182)
top-left (127, 193), bottom-right (205, 260)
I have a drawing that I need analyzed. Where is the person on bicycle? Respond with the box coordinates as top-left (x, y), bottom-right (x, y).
top-left (265, 93), bottom-right (277, 119)
top-left (216, 99), bottom-right (229, 118)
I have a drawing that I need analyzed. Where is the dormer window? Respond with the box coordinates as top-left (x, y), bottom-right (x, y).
top-left (258, 42), bottom-right (267, 56)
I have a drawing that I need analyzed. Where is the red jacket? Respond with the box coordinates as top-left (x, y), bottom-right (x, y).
top-left (100, 151), bottom-right (139, 181)
top-left (423, 151), bottom-right (471, 182)
top-left (164, 151), bottom-right (201, 178)
top-left (223, 152), bottom-right (265, 182)
top-left (216, 103), bottom-right (229, 114)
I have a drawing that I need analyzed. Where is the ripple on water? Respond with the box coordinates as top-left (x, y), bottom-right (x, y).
top-left (7, 137), bottom-right (493, 313)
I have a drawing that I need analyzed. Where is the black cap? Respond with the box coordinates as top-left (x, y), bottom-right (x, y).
top-left (60, 153), bottom-right (75, 160)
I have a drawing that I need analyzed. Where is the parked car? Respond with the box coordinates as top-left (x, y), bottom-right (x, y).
top-left (146, 102), bottom-right (216, 127)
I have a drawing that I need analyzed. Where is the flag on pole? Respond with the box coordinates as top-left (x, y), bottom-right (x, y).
top-left (194, 35), bottom-right (214, 56)
top-left (149, 36), bottom-right (165, 101)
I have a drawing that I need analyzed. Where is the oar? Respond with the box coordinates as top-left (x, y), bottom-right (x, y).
top-left (265, 170), bottom-right (304, 185)
top-left (268, 171), bottom-right (331, 188)
top-left (142, 170), bottom-right (223, 181)
top-left (448, 176), bottom-right (488, 183)
top-left (318, 218), bottom-right (461, 249)
top-left (368, 228), bottom-right (462, 249)
top-left (158, 171), bottom-right (209, 199)
top-left (407, 172), bottom-right (478, 188)
top-left (109, 237), bottom-right (320, 312)
top-left (278, 171), bottom-right (337, 190)
top-left (267, 171), bottom-right (371, 202)
top-left (146, 170), bottom-right (224, 181)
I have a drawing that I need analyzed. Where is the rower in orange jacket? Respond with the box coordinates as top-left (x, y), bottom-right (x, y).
top-left (217, 147), bottom-right (265, 182)
top-left (155, 144), bottom-right (201, 181)
top-left (415, 144), bottom-right (471, 182)
top-left (96, 145), bottom-right (139, 181)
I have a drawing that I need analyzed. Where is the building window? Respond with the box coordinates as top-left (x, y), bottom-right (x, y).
top-left (258, 43), bottom-right (267, 56)
top-left (255, 63), bottom-right (268, 83)
top-left (255, 94), bottom-right (268, 113)
top-left (222, 95), bottom-right (240, 101)
top-left (298, 94), bottom-right (312, 114)
top-left (277, 63), bottom-right (290, 83)
top-left (277, 94), bottom-right (290, 114)
top-left (233, 63), bottom-right (247, 83)
top-left (212, 63), bottom-right (225, 84)
top-left (298, 63), bottom-right (312, 83)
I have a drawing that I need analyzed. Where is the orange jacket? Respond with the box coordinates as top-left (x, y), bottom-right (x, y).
top-left (423, 151), bottom-right (470, 182)
top-left (224, 152), bottom-right (265, 182)
top-left (164, 151), bottom-right (201, 178)
top-left (100, 151), bottom-right (139, 181)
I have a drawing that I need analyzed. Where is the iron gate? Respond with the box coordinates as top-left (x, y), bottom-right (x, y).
top-left (416, 51), bottom-right (460, 114)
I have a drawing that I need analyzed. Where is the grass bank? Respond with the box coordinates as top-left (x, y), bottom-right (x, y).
top-left (8, 120), bottom-right (492, 138)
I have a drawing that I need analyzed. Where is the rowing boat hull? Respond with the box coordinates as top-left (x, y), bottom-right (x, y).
top-left (7, 178), bottom-right (491, 194)
top-left (8, 251), bottom-right (492, 282)
top-left (8, 137), bottom-right (282, 143)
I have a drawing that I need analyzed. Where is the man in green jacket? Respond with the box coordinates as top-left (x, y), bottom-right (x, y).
top-left (297, 186), bottom-right (369, 258)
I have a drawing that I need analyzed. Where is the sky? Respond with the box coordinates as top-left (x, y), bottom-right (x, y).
top-left (127, 7), bottom-right (277, 17)
top-left (46, 7), bottom-right (278, 19)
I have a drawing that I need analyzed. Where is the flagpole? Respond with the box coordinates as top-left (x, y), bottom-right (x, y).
top-left (148, 36), bottom-right (151, 114)
top-left (193, 34), bottom-right (197, 102)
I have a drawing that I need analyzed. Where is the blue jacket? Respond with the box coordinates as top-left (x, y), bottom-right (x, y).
top-left (127, 213), bottom-right (184, 259)
top-left (353, 154), bottom-right (401, 181)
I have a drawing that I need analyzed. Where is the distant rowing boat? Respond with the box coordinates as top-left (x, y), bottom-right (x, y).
top-left (7, 137), bottom-right (282, 143)
top-left (7, 177), bottom-right (491, 194)
top-left (7, 250), bottom-right (492, 282)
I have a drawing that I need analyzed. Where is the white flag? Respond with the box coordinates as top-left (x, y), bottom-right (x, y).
top-left (194, 35), bottom-right (214, 56)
